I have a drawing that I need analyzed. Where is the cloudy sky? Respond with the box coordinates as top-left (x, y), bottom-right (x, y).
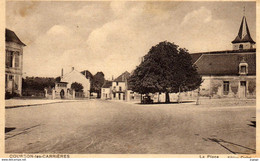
top-left (6, 1), bottom-right (256, 79)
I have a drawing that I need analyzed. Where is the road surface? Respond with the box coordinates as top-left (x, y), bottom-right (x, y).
top-left (5, 99), bottom-right (256, 154)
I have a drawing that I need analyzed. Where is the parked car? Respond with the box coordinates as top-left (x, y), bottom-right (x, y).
top-left (141, 95), bottom-right (153, 104)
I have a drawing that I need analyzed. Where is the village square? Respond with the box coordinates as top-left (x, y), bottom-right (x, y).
top-left (4, 1), bottom-right (256, 154)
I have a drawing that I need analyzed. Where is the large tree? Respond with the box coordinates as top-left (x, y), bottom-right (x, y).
top-left (128, 41), bottom-right (202, 103)
top-left (91, 72), bottom-right (105, 98)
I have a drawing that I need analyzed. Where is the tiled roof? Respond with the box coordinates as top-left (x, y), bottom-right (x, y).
top-left (6, 28), bottom-right (26, 46)
top-left (114, 71), bottom-right (130, 82)
top-left (190, 53), bottom-right (203, 64)
top-left (102, 81), bottom-right (112, 88)
top-left (194, 53), bottom-right (256, 76)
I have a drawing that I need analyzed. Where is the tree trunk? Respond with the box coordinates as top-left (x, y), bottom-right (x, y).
top-left (177, 86), bottom-right (181, 103)
top-left (165, 92), bottom-right (170, 103)
top-left (140, 94), bottom-right (143, 104)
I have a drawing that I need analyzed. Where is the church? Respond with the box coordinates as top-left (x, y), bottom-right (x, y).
top-left (190, 15), bottom-right (256, 98)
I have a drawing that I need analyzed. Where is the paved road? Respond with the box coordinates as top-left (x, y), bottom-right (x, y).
top-left (5, 99), bottom-right (256, 154)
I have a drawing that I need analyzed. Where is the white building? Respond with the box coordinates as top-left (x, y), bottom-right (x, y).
top-left (61, 67), bottom-right (91, 98)
top-left (5, 29), bottom-right (26, 96)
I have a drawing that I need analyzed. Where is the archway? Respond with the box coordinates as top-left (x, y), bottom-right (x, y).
top-left (60, 89), bottom-right (65, 99)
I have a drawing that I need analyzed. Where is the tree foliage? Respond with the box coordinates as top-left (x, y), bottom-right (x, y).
top-left (128, 41), bottom-right (202, 102)
top-left (71, 82), bottom-right (84, 92)
top-left (91, 72), bottom-right (105, 98)
top-left (22, 77), bottom-right (56, 91)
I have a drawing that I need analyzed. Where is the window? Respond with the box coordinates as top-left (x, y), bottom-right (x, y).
top-left (240, 66), bottom-right (246, 73)
top-left (239, 44), bottom-right (243, 50)
top-left (113, 93), bottom-right (116, 98)
top-left (119, 87), bottom-right (122, 91)
top-left (9, 75), bottom-right (13, 80)
top-left (116, 82), bottom-right (118, 86)
top-left (6, 51), bottom-right (13, 67)
top-left (14, 53), bottom-right (19, 68)
top-left (223, 81), bottom-right (229, 95)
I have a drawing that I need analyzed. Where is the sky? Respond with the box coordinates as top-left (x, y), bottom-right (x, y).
top-left (6, 1), bottom-right (256, 79)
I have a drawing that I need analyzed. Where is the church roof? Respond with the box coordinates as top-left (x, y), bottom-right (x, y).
top-left (194, 52), bottom-right (256, 76)
top-left (232, 16), bottom-right (255, 44)
top-left (5, 28), bottom-right (26, 46)
top-left (114, 71), bottom-right (130, 82)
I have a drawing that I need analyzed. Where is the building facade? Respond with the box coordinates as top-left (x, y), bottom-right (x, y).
top-left (5, 29), bottom-right (26, 96)
top-left (60, 67), bottom-right (91, 98)
top-left (101, 71), bottom-right (133, 101)
top-left (191, 16), bottom-right (256, 99)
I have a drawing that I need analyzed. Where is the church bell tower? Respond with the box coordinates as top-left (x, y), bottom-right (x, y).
top-left (232, 15), bottom-right (255, 50)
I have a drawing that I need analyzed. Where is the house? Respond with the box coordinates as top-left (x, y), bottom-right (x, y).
top-left (59, 67), bottom-right (91, 98)
top-left (101, 81), bottom-right (112, 100)
top-left (5, 29), bottom-right (26, 96)
top-left (101, 71), bottom-right (132, 100)
top-left (111, 71), bottom-right (130, 100)
top-left (190, 15), bottom-right (256, 98)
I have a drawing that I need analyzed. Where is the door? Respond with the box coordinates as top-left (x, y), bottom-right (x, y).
top-left (60, 89), bottom-right (65, 99)
top-left (119, 93), bottom-right (121, 100)
top-left (7, 80), bottom-right (14, 93)
top-left (240, 81), bottom-right (246, 98)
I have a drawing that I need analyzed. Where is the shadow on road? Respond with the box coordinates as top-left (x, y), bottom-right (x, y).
top-left (5, 127), bottom-right (16, 133)
top-left (206, 137), bottom-right (256, 154)
top-left (248, 121), bottom-right (256, 128)
top-left (136, 101), bottom-right (195, 105)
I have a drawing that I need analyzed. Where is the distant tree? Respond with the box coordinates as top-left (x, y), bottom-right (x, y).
top-left (128, 41), bottom-right (202, 103)
top-left (71, 82), bottom-right (84, 92)
top-left (92, 72), bottom-right (105, 98)
top-left (81, 70), bottom-right (93, 81)
top-left (55, 76), bottom-right (61, 82)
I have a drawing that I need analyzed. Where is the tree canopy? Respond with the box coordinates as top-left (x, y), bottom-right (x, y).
top-left (128, 41), bottom-right (202, 102)
top-left (91, 72), bottom-right (105, 98)
top-left (71, 82), bottom-right (84, 92)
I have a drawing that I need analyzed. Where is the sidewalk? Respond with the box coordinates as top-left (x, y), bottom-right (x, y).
top-left (5, 99), bottom-right (85, 109)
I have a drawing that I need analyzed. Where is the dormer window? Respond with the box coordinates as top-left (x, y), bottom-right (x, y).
top-left (239, 58), bottom-right (248, 75)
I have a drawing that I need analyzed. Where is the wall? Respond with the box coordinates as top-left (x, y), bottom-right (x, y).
top-left (201, 75), bottom-right (256, 98)
top-left (5, 42), bottom-right (23, 96)
top-left (101, 88), bottom-right (111, 99)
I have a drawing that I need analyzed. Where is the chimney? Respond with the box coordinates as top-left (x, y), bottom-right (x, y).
top-left (72, 67), bottom-right (74, 71)
top-left (61, 68), bottom-right (63, 77)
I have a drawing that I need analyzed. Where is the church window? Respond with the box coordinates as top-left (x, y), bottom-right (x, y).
top-left (223, 81), bottom-right (229, 95)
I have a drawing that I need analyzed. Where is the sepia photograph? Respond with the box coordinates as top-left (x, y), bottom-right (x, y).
top-left (4, 1), bottom-right (257, 156)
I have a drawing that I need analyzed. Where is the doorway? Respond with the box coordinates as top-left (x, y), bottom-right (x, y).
top-left (240, 81), bottom-right (246, 98)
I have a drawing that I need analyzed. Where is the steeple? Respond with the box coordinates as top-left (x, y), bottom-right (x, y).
top-left (232, 15), bottom-right (255, 50)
